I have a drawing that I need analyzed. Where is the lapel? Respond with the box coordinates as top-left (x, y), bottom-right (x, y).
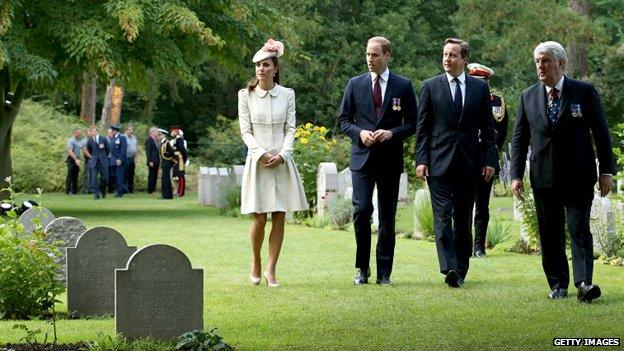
top-left (438, 74), bottom-right (455, 117)
top-left (555, 76), bottom-right (570, 124)
top-left (533, 84), bottom-right (549, 129)
top-left (459, 75), bottom-right (475, 126)
top-left (378, 72), bottom-right (396, 121)
top-left (358, 74), bottom-right (376, 119)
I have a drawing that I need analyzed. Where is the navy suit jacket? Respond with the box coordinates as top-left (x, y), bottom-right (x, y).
top-left (416, 73), bottom-right (497, 177)
top-left (338, 71), bottom-right (417, 173)
top-left (87, 135), bottom-right (110, 168)
top-left (109, 133), bottom-right (127, 164)
top-left (510, 76), bottom-right (615, 189)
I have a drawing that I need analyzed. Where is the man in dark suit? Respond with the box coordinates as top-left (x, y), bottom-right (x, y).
top-left (84, 125), bottom-right (110, 200)
top-left (466, 63), bottom-right (509, 258)
top-left (338, 36), bottom-right (417, 286)
top-left (108, 124), bottom-right (128, 198)
top-left (510, 41), bottom-right (615, 302)
top-left (145, 127), bottom-right (160, 194)
top-left (416, 38), bottom-right (497, 288)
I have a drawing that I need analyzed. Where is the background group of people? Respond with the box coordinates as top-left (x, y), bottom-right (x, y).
top-left (240, 36), bottom-right (614, 304)
top-left (65, 124), bottom-right (188, 200)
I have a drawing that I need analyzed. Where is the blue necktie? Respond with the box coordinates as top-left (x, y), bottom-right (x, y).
top-left (548, 88), bottom-right (560, 124)
top-left (453, 77), bottom-right (462, 114)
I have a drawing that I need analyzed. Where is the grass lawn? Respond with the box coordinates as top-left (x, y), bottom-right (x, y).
top-left (1, 193), bottom-right (623, 350)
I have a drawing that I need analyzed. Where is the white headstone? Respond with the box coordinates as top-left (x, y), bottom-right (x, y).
top-left (316, 162), bottom-right (338, 215)
top-left (398, 172), bottom-right (409, 203)
top-left (231, 165), bottom-right (245, 187)
top-left (115, 244), bottom-right (203, 340)
top-left (207, 167), bottom-right (219, 206)
top-left (338, 168), bottom-right (352, 196)
top-left (590, 195), bottom-right (616, 255)
top-left (198, 167), bottom-right (209, 205)
top-left (19, 207), bottom-right (55, 234)
top-left (214, 167), bottom-right (231, 208)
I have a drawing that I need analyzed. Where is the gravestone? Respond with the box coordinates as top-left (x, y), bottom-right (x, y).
top-left (338, 168), bottom-right (352, 196)
top-left (231, 165), bottom-right (245, 186)
top-left (198, 167), bottom-right (209, 205)
top-left (206, 167), bottom-right (219, 206)
top-left (590, 195), bottom-right (616, 255)
top-left (116, 244), bottom-right (203, 340)
top-left (372, 186), bottom-right (379, 227)
top-left (617, 178), bottom-right (623, 196)
top-left (44, 217), bottom-right (87, 282)
top-left (66, 227), bottom-right (137, 317)
top-left (19, 207), bottom-right (55, 234)
top-left (398, 173), bottom-right (409, 204)
top-left (214, 167), bottom-right (231, 208)
top-left (316, 162), bottom-right (338, 215)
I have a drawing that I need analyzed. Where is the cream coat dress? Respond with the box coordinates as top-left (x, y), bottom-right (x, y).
top-left (238, 84), bottom-right (308, 214)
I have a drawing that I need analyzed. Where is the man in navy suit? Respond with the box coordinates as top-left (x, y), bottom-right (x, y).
top-left (510, 41), bottom-right (615, 302)
top-left (338, 36), bottom-right (417, 286)
top-left (84, 125), bottom-right (110, 200)
top-left (108, 124), bottom-right (128, 198)
top-left (416, 38), bottom-right (497, 288)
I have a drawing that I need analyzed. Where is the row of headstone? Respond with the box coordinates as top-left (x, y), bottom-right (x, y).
top-left (66, 226), bottom-right (203, 340)
top-left (198, 165), bottom-right (244, 208)
top-left (316, 162), bottom-right (409, 217)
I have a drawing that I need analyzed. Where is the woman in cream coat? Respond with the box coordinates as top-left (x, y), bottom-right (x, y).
top-left (238, 39), bottom-right (308, 287)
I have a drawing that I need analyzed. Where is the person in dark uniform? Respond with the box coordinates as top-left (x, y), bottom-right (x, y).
top-left (145, 127), bottom-right (161, 194)
top-left (467, 63), bottom-right (509, 258)
top-left (159, 128), bottom-right (174, 199)
top-left (108, 124), bottom-right (128, 197)
top-left (84, 125), bottom-right (110, 200)
top-left (170, 126), bottom-right (188, 197)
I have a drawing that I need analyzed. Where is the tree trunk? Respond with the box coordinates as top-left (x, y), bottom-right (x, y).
top-left (567, 0), bottom-right (591, 78)
top-left (80, 72), bottom-right (97, 124)
top-left (110, 83), bottom-right (124, 126)
top-left (0, 80), bottom-right (27, 200)
top-left (100, 79), bottom-right (124, 127)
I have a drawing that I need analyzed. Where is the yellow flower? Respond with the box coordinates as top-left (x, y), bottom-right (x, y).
top-left (305, 122), bottom-right (313, 129)
top-left (325, 144), bottom-right (331, 150)
top-left (332, 139), bottom-right (337, 144)
top-left (295, 131), bottom-right (301, 138)
top-left (319, 126), bottom-right (327, 133)
top-left (300, 138), bottom-right (309, 144)
top-left (319, 136), bottom-right (326, 141)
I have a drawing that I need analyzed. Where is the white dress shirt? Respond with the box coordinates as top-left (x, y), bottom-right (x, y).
top-left (446, 71), bottom-right (466, 106)
top-left (545, 75), bottom-right (565, 100)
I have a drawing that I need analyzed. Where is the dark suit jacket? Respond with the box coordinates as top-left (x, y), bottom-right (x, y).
top-left (416, 73), bottom-right (497, 177)
top-left (338, 71), bottom-right (417, 173)
top-left (87, 135), bottom-right (110, 168)
top-left (510, 76), bottom-right (615, 189)
top-left (145, 136), bottom-right (160, 166)
top-left (109, 133), bottom-right (127, 165)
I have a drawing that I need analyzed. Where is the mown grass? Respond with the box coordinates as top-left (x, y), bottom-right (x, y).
top-left (1, 193), bottom-right (623, 350)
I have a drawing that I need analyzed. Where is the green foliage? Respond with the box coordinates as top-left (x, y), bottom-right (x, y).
top-left (0, 182), bottom-right (65, 320)
top-left (293, 123), bottom-right (350, 215)
top-left (219, 182), bottom-right (241, 217)
top-left (516, 195), bottom-right (540, 253)
top-left (83, 332), bottom-right (175, 351)
top-left (303, 213), bottom-right (331, 229)
top-left (176, 329), bottom-right (233, 351)
top-left (493, 178), bottom-right (513, 197)
top-left (413, 189), bottom-right (434, 241)
top-left (486, 217), bottom-right (512, 249)
top-left (196, 116), bottom-right (246, 167)
top-left (12, 323), bottom-right (42, 345)
top-left (327, 195), bottom-right (352, 230)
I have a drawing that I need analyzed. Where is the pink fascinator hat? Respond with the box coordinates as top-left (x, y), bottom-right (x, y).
top-left (252, 38), bottom-right (285, 63)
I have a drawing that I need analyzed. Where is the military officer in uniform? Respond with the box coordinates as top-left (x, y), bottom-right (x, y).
top-left (170, 126), bottom-right (188, 197)
top-left (159, 128), bottom-right (174, 199)
top-left (467, 63), bottom-right (509, 258)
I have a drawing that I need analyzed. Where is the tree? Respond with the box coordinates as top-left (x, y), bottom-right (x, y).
top-left (0, 0), bottom-right (228, 198)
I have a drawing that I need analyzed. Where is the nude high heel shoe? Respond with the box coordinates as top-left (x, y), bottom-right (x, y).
top-left (250, 275), bottom-right (261, 285)
top-left (263, 272), bottom-right (280, 288)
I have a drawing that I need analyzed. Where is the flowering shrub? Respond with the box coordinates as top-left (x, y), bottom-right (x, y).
top-left (293, 123), bottom-right (350, 215)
